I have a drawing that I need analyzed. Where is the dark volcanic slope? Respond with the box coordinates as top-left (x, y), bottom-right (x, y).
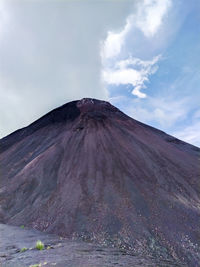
top-left (0, 98), bottom-right (200, 266)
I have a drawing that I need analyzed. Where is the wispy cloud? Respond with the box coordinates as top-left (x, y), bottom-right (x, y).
top-left (117, 96), bottom-right (189, 128)
top-left (103, 55), bottom-right (161, 98)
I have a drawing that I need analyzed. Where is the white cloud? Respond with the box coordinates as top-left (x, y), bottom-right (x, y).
top-left (101, 17), bottom-right (132, 60)
top-left (101, 0), bottom-right (171, 61)
top-left (135, 0), bottom-right (171, 37)
top-left (103, 55), bottom-right (161, 98)
top-left (101, 0), bottom-right (171, 98)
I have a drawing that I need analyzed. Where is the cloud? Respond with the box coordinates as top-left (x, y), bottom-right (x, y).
top-left (135, 0), bottom-right (171, 37)
top-left (0, 0), bottom-right (136, 137)
top-left (101, 0), bottom-right (172, 61)
top-left (101, 0), bottom-right (171, 99)
top-left (103, 55), bottom-right (161, 98)
top-left (101, 16), bottom-right (132, 60)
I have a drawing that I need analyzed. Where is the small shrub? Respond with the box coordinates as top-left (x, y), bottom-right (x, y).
top-left (20, 247), bottom-right (28, 252)
top-left (20, 225), bottom-right (25, 229)
top-left (35, 240), bottom-right (44, 250)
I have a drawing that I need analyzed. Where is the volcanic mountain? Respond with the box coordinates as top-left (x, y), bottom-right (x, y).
top-left (0, 98), bottom-right (200, 266)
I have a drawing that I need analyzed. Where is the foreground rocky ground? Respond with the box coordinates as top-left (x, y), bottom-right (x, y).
top-left (0, 224), bottom-right (184, 267)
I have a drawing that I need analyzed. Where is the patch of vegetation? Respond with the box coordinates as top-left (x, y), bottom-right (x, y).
top-left (35, 240), bottom-right (44, 250)
top-left (29, 263), bottom-right (47, 267)
top-left (20, 247), bottom-right (28, 252)
top-left (20, 225), bottom-right (25, 229)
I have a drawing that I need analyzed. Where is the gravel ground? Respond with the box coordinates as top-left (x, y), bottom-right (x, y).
top-left (0, 224), bottom-right (184, 267)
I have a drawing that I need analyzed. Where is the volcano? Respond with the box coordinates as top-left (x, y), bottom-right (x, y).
top-left (0, 98), bottom-right (199, 266)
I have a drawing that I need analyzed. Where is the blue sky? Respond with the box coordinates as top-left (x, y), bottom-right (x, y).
top-left (0, 0), bottom-right (199, 147)
top-left (102, 0), bottom-right (200, 146)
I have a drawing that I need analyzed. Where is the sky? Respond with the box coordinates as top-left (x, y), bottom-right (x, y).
top-left (0, 0), bottom-right (200, 147)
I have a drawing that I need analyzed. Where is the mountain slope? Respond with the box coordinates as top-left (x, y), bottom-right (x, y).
top-left (0, 98), bottom-right (200, 266)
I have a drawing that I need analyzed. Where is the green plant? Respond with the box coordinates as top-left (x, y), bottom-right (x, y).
top-left (29, 264), bottom-right (40, 267)
top-left (20, 247), bottom-right (28, 252)
top-left (20, 225), bottom-right (25, 229)
top-left (35, 240), bottom-right (44, 250)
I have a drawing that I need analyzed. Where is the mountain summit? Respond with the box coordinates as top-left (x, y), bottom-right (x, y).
top-left (0, 98), bottom-right (199, 266)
